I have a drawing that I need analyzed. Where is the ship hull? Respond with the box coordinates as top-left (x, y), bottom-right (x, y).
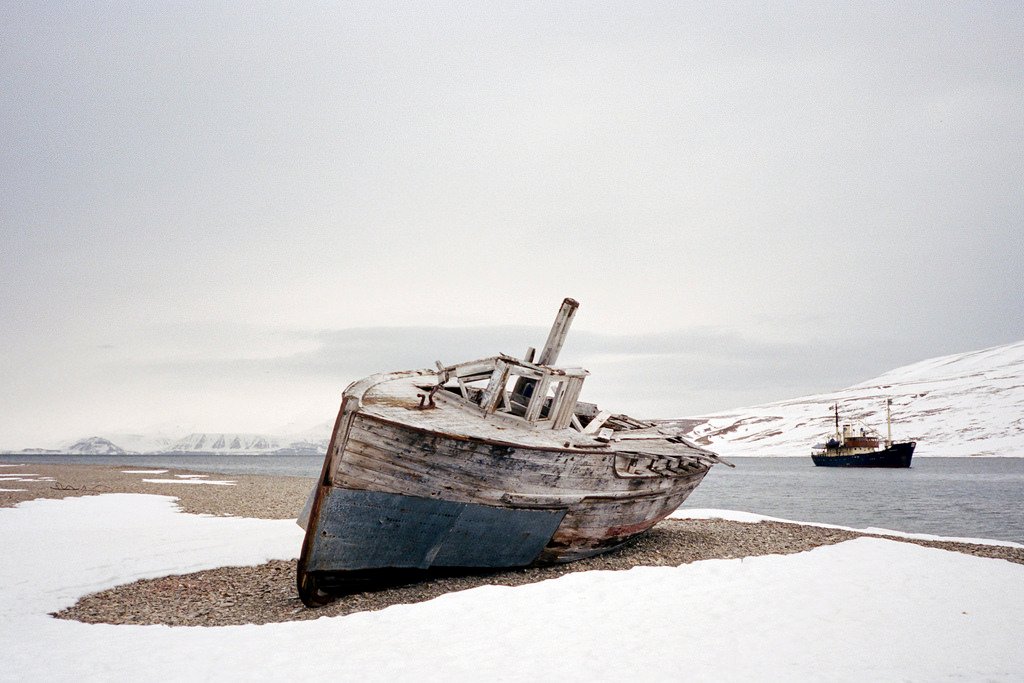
top-left (811, 441), bottom-right (916, 468)
top-left (297, 399), bottom-right (710, 605)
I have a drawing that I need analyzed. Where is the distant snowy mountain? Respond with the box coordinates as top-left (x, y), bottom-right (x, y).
top-left (167, 433), bottom-right (279, 452)
top-left (104, 432), bottom-right (177, 455)
top-left (677, 340), bottom-right (1024, 458)
top-left (161, 433), bottom-right (328, 455)
top-left (11, 431), bottom-right (330, 456)
top-left (65, 437), bottom-right (131, 455)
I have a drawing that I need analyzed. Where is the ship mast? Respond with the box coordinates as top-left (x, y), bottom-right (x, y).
top-left (833, 403), bottom-right (840, 439)
top-left (511, 298), bottom-right (579, 405)
top-left (537, 297), bottom-right (579, 366)
top-left (886, 398), bottom-right (893, 448)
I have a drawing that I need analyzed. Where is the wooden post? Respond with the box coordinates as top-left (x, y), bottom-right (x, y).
top-left (524, 371), bottom-right (553, 422)
top-left (512, 299), bottom-right (578, 409)
top-left (537, 298), bottom-right (579, 366)
top-left (480, 359), bottom-right (510, 414)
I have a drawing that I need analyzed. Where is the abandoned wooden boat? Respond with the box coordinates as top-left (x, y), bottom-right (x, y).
top-left (296, 298), bottom-right (731, 606)
top-left (811, 400), bottom-right (916, 467)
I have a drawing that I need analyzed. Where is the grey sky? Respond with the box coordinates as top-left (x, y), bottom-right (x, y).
top-left (2, 2), bottom-right (1022, 447)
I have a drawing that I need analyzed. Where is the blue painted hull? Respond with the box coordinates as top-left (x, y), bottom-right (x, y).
top-left (306, 488), bottom-right (566, 572)
top-left (811, 441), bottom-right (916, 468)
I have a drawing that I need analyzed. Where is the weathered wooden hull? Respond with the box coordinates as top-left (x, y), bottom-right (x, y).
top-left (297, 383), bottom-right (712, 605)
top-left (811, 441), bottom-right (916, 468)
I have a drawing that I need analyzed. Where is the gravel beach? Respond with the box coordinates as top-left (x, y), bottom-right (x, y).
top-left (0, 462), bottom-right (311, 519)
top-left (3, 462), bottom-right (1021, 628)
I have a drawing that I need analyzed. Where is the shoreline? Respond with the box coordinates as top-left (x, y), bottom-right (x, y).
top-left (3, 462), bottom-right (1023, 627)
top-left (0, 462), bottom-right (312, 519)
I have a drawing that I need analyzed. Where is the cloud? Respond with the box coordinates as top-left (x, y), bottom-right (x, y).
top-left (117, 323), bottom-right (915, 419)
top-left (3, 3), bottom-right (1023, 444)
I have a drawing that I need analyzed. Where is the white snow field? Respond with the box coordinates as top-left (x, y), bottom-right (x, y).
top-left (685, 340), bottom-right (1024, 458)
top-left (2, 494), bottom-right (1023, 681)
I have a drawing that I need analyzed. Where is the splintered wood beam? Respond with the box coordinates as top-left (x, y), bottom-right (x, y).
top-left (456, 372), bottom-right (491, 383)
top-left (548, 381), bottom-right (569, 428)
top-left (480, 359), bottom-right (510, 414)
top-left (583, 410), bottom-right (612, 434)
top-left (537, 298), bottom-right (579, 366)
top-left (512, 298), bottom-right (579, 413)
top-left (524, 373), bottom-right (553, 422)
top-left (455, 360), bottom-right (497, 378)
top-left (552, 377), bottom-right (584, 430)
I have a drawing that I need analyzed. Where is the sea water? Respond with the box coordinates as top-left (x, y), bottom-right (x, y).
top-left (683, 457), bottom-right (1024, 544)
top-left (3, 453), bottom-right (1022, 544)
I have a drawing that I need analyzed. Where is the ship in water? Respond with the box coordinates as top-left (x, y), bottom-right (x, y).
top-left (811, 400), bottom-right (916, 468)
top-left (297, 298), bottom-right (731, 606)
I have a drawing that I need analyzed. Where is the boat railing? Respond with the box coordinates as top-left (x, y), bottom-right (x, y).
top-left (434, 354), bottom-right (589, 430)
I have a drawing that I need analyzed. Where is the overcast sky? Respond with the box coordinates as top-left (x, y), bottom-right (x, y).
top-left (2, 2), bottom-right (1022, 447)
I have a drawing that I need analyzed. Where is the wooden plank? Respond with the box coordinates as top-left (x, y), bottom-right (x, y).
top-left (583, 410), bottom-right (612, 434)
top-left (343, 415), bottom-right (644, 496)
top-left (552, 376), bottom-right (584, 430)
top-left (453, 359), bottom-right (497, 378)
top-left (339, 405), bottom-right (708, 501)
top-left (524, 372), bottom-right (552, 422)
top-left (537, 298), bottom-right (578, 366)
top-left (479, 359), bottom-right (509, 414)
top-left (548, 380), bottom-right (569, 425)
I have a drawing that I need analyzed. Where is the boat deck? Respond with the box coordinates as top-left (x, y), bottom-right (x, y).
top-left (357, 371), bottom-right (713, 457)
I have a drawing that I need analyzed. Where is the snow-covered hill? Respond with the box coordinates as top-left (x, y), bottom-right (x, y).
top-left (15, 432), bottom-right (330, 456)
top-left (167, 433), bottom-right (280, 452)
top-left (679, 340), bottom-right (1024, 458)
top-left (65, 436), bottom-right (132, 455)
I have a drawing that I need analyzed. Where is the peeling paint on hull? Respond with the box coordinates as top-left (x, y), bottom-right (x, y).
top-left (305, 488), bottom-right (567, 573)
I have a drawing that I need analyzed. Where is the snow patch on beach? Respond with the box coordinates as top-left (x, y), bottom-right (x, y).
top-left (141, 478), bottom-right (237, 486)
top-left (1, 495), bottom-right (1022, 680)
top-left (0, 474), bottom-right (55, 483)
top-left (138, 473), bottom-right (237, 486)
